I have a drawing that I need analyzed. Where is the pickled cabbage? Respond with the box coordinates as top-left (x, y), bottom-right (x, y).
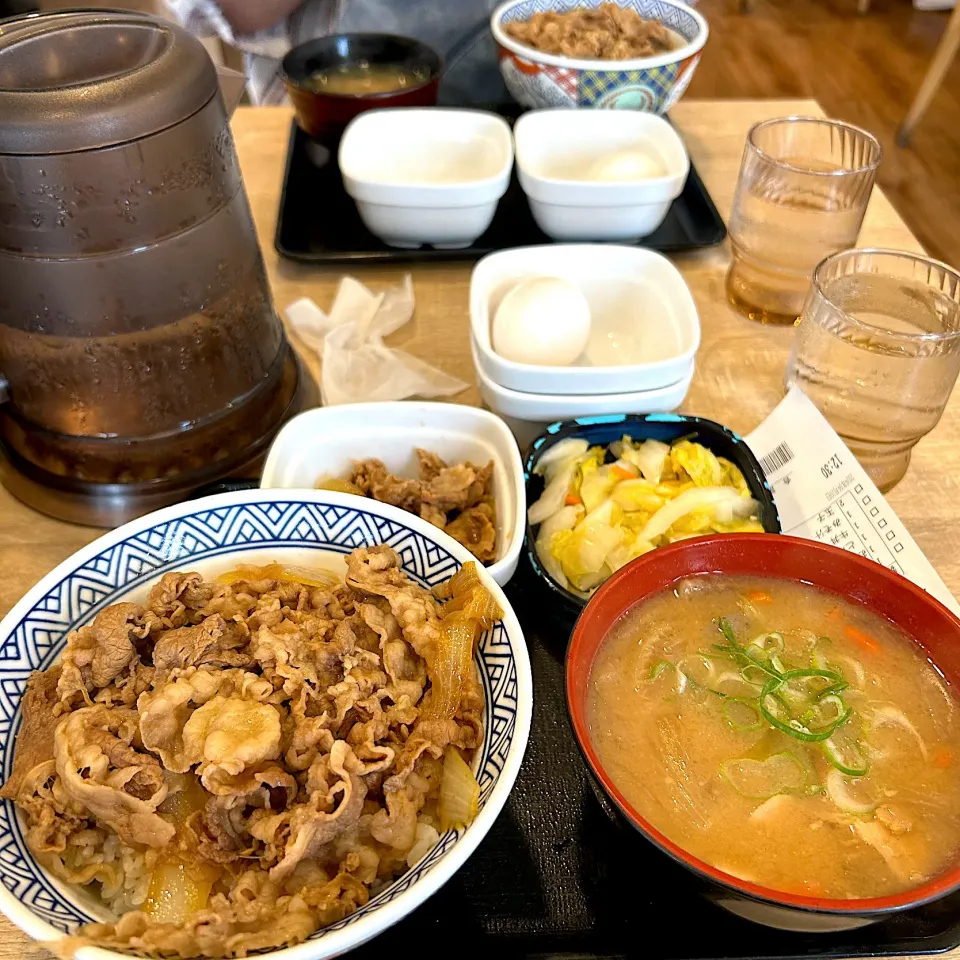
top-left (530, 435), bottom-right (762, 597)
top-left (640, 487), bottom-right (757, 542)
top-left (534, 504), bottom-right (583, 589)
top-left (579, 465), bottom-right (618, 513)
top-left (529, 442), bottom-right (604, 524)
top-left (611, 478), bottom-right (664, 514)
top-left (719, 456), bottom-right (750, 495)
top-left (551, 499), bottom-right (623, 593)
top-left (535, 437), bottom-right (588, 474)
top-left (620, 438), bottom-right (670, 482)
top-left (670, 440), bottom-right (723, 487)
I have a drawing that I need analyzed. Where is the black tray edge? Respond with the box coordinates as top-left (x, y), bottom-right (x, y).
top-left (273, 117), bottom-right (727, 265)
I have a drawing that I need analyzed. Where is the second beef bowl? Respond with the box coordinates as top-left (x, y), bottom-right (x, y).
top-left (0, 489), bottom-right (532, 959)
top-left (491, 0), bottom-right (708, 113)
top-left (568, 534), bottom-right (960, 932)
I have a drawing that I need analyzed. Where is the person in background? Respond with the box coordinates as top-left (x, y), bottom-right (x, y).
top-left (165, 0), bottom-right (509, 106)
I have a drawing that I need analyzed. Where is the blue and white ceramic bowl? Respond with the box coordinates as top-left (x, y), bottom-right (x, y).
top-left (0, 490), bottom-right (532, 960)
top-left (491, 0), bottom-right (708, 114)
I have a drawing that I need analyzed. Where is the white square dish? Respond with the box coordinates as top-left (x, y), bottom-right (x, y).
top-left (470, 244), bottom-right (700, 395)
top-left (513, 109), bottom-right (690, 241)
top-left (339, 108), bottom-right (514, 249)
top-left (260, 401), bottom-right (526, 585)
top-left (473, 339), bottom-right (695, 447)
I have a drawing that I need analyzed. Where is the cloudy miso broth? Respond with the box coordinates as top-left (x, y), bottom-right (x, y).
top-left (305, 62), bottom-right (428, 95)
top-left (586, 575), bottom-right (960, 899)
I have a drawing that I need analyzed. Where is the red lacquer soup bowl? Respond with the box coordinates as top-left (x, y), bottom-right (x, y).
top-left (566, 534), bottom-right (960, 933)
top-left (281, 33), bottom-right (441, 139)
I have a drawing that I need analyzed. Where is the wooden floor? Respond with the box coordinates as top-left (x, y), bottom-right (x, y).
top-left (689, 0), bottom-right (960, 266)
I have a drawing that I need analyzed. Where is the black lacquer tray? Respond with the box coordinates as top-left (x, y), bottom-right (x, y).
top-left (274, 109), bottom-right (727, 265)
top-left (192, 486), bottom-right (960, 959)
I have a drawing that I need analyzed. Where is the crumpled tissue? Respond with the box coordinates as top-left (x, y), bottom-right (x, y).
top-left (285, 275), bottom-right (469, 407)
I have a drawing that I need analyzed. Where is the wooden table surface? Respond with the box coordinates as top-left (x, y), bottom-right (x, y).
top-left (0, 99), bottom-right (956, 958)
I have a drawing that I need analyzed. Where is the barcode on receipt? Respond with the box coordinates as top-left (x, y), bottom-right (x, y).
top-left (758, 442), bottom-right (794, 477)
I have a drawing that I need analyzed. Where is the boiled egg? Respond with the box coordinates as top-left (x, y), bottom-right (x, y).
top-left (492, 277), bottom-right (591, 366)
top-left (588, 149), bottom-right (665, 182)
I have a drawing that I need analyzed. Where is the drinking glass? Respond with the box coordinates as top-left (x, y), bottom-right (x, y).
top-left (726, 117), bottom-right (883, 325)
top-left (784, 248), bottom-right (960, 491)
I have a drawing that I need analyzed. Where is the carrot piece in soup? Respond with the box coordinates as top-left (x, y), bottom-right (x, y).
top-left (933, 748), bottom-right (954, 770)
top-left (843, 624), bottom-right (881, 654)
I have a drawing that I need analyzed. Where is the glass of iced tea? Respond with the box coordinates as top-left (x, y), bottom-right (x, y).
top-left (785, 248), bottom-right (960, 491)
top-left (727, 117), bottom-right (882, 325)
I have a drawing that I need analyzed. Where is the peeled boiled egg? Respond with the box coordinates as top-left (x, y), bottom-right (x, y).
top-left (492, 277), bottom-right (592, 366)
top-left (588, 149), bottom-right (665, 182)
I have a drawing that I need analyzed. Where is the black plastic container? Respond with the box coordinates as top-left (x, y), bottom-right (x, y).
top-left (524, 413), bottom-right (782, 620)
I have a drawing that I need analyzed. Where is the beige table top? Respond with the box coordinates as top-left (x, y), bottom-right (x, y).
top-left (0, 99), bottom-right (956, 958)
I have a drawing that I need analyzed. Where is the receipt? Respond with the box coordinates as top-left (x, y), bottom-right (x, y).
top-left (746, 386), bottom-right (960, 616)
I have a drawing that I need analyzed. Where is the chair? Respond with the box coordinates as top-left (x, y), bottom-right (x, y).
top-left (897, 2), bottom-right (960, 144)
top-left (736, 0), bottom-right (955, 146)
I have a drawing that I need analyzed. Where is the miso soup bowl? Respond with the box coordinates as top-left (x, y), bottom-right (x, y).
top-left (567, 534), bottom-right (960, 933)
top-left (281, 33), bottom-right (442, 138)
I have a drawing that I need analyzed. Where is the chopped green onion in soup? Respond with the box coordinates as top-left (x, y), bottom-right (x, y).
top-left (586, 575), bottom-right (960, 899)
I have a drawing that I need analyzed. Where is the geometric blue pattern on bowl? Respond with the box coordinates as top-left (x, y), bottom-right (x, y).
top-left (0, 490), bottom-right (531, 958)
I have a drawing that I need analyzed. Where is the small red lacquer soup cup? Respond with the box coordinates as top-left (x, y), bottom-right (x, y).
top-left (566, 534), bottom-right (960, 932)
top-left (281, 32), bottom-right (442, 139)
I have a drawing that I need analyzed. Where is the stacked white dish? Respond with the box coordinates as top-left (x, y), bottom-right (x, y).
top-left (470, 245), bottom-right (700, 447)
